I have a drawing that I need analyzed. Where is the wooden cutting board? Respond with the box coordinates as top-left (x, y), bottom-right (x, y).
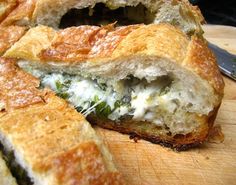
top-left (95, 25), bottom-right (236, 185)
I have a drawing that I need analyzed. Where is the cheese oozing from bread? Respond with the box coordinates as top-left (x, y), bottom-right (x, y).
top-left (3, 24), bottom-right (224, 148)
top-left (30, 70), bottom-right (173, 120)
top-left (0, 57), bottom-right (124, 185)
top-left (23, 64), bottom-right (215, 135)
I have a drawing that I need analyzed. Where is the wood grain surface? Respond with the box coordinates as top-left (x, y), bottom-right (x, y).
top-left (95, 25), bottom-right (236, 185)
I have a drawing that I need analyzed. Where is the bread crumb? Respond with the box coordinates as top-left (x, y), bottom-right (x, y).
top-left (207, 125), bottom-right (224, 143)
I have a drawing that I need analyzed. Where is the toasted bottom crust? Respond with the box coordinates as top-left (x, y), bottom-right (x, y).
top-left (88, 106), bottom-right (220, 151)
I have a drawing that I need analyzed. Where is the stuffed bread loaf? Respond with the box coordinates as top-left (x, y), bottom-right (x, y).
top-left (4, 23), bottom-right (224, 150)
top-left (0, 57), bottom-right (124, 185)
top-left (0, 0), bottom-right (203, 34)
top-left (0, 0), bottom-right (204, 57)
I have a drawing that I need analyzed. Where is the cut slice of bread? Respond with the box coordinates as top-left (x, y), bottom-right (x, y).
top-left (0, 0), bottom-right (205, 57)
top-left (3, 24), bottom-right (224, 150)
top-left (0, 57), bottom-right (124, 185)
top-left (1, 0), bottom-right (204, 35)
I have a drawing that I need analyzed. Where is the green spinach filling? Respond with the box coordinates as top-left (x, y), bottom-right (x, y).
top-left (32, 70), bottom-right (173, 123)
top-left (42, 73), bottom-right (133, 119)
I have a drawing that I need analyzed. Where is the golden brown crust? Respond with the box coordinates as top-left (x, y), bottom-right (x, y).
top-left (17, 24), bottom-right (189, 65)
top-left (6, 23), bottom-right (223, 95)
top-left (0, 57), bottom-right (43, 111)
top-left (4, 25), bottom-right (56, 60)
top-left (180, 0), bottom-right (205, 24)
top-left (6, 24), bottom-right (186, 62)
top-left (0, 58), bottom-right (124, 184)
top-left (0, 25), bottom-right (27, 55)
top-left (40, 23), bottom-right (222, 95)
top-left (40, 24), bottom-right (141, 62)
top-left (112, 24), bottom-right (189, 64)
top-left (0, 0), bottom-right (36, 26)
top-left (37, 0), bottom-right (205, 36)
top-left (52, 142), bottom-right (124, 185)
top-left (0, 0), bottom-right (17, 23)
top-left (39, 24), bottom-right (189, 64)
top-left (3, 24), bottom-right (224, 150)
top-left (184, 35), bottom-right (225, 96)
top-left (0, 92), bottom-right (88, 171)
top-left (0, 0), bottom-right (205, 34)
top-left (0, 92), bottom-right (124, 183)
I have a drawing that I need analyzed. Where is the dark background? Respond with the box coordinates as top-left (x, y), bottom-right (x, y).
top-left (190, 0), bottom-right (236, 26)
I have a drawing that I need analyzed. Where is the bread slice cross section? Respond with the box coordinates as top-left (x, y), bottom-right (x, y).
top-left (3, 24), bottom-right (224, 150)
top-left (0, 58), bottom-right (124, 185)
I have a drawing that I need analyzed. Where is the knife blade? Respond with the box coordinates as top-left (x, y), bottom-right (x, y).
top-left (208, 42), bottom-right (236, 81)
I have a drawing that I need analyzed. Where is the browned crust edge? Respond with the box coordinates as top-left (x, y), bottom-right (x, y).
top-left (88, 105), bottom-right (220, 151)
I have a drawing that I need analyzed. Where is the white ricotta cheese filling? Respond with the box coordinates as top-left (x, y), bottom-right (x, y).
top-left (28, 69), bottom-right (213, 134)
top-left (31, 70), bottom-right (171, 122)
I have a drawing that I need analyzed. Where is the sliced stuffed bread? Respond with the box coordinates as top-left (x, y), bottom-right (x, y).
top-left (0, 0), bottom-right (204, 35)
top-left (0, 0), bottom-right (205, 57)
top-left (4, 23), bottom-right (224, 150)
top-left (0, 58), bottom-right (124, 185)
